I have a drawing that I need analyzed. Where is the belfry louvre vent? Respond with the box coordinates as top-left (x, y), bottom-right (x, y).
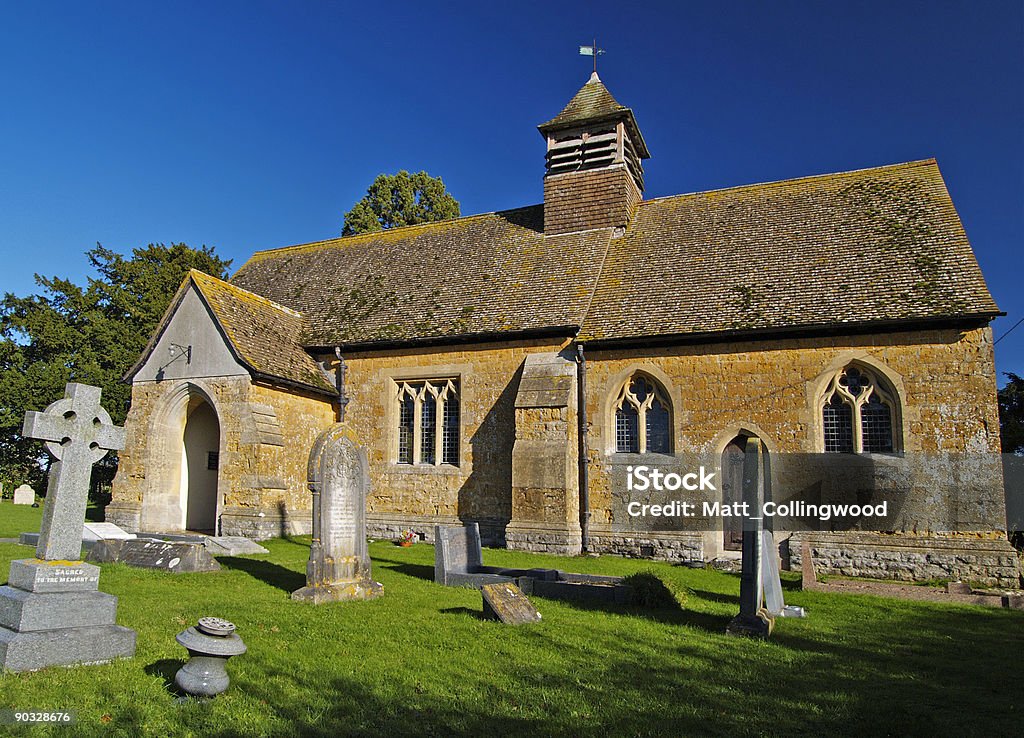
top-left (544, 127), bottom-right (644, 191)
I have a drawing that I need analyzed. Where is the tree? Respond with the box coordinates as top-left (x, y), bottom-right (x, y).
top-left (999, 372), bottom-right (1024, 455)
top-left (342, 170), bottom-right (460, 235)
top-left (0, 243), bottom-right (231, 495)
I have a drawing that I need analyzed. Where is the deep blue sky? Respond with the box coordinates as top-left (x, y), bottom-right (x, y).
top-left (1, 2), bottom-right (1021, 383)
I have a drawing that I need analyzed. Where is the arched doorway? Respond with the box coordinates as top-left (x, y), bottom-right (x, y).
top-left (181, 397), bottom-right (220, 533)
top-left (721, 434), bottom-right (766, 552)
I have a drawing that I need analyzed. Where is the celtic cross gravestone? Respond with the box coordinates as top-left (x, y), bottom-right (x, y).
top-left (0, 383), bottom-right (136, 672)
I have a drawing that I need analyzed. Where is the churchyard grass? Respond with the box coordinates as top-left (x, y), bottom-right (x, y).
top-left (0, 505), bottom-right (1019, 736)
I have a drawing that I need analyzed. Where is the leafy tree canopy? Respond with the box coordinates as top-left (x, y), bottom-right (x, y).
top-left (999, 372), bottom-right (1024, 454)
top-left (342, 170), bottom-right (460, 236)
top-left (0, 243), bottom-right (231, 492)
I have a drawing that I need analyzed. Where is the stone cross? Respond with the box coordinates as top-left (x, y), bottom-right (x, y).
top-left (22, 383), bottom-right (126, 561)
top-left (726, 437), bottom-right (774, 638)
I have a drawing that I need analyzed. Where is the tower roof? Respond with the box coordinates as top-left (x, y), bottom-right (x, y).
top-left (538, 72), bottom-right (650, 158)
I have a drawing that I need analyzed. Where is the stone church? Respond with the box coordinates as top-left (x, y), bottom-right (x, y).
top-left (108, 73), bottom-right (1018, 586)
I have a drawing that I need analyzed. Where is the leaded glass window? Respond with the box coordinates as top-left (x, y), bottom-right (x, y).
top-left (613, 374), bottom-right (673, 454)
top-left (820, 365), bottom-right (898, 454)
top-left (395, 379), bottom-right (460, 466)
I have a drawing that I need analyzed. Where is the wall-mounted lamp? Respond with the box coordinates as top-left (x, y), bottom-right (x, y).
top-left (168, 343), bottom-right (192, 365)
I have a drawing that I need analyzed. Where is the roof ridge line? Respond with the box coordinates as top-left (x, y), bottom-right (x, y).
top-left (239, 204), bottom-right (544, 265)
top-left (190, 269), bottom-right (302, 318)
top-left (638, 158), bottom-right (940, 206)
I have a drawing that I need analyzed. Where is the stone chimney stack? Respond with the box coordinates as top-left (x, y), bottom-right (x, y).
top-left (538, 72), bottom-right (650, 236)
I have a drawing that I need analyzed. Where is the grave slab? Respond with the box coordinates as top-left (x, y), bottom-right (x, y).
top-left (87, 539), bottom-right (221, 573)
top-left (481, 582), bottom-right (542, 625)
top-left (13, 485), bottom-right (34, 505)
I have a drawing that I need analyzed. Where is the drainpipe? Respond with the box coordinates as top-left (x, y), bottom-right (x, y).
top-left (575, 343), bottom-right (590, 552)
top-left (334, 347), bottom-right (349, 423)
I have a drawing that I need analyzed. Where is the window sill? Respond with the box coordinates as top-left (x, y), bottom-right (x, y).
top-left (607, 452), bottom-right (676, 465)
top-left (388, 463), bottom-right (463, 476)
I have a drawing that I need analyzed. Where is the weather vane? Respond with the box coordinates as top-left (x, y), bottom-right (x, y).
top-left (579, 39), bottom-right (606, 74)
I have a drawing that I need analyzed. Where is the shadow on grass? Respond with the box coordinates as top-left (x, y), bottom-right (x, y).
top-left (144, 658), bottom-right (187, 697)
top-left (439, 606), bottom-right (486, 620)
top-left (217, 556), bottom-right (305, 593)
top-left (372, 553), bottom-right (435, 582)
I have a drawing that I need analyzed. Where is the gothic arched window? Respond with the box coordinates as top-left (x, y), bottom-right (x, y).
top-left (613, 374), bottom-right (672, 454)
top-left (396, 378), bottom-right (460, 465)
top-left (820, 365), bottom-right (898, 454)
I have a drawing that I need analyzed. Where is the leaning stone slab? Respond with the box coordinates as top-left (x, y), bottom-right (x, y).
top-left (87, 539), bottom-right (221, 573)
top-left (7, 560), bottom-right (100, 593)
top-left (481, 582), bottom-right (542, 625)
top-left (203, 536), bottom-right (269, 556)
top-left (0, 624), bottom-right (136, 672)
top-left (0, 587), bottom-right (118, 632)
top-left (83, 522), bottom-right (136, 542)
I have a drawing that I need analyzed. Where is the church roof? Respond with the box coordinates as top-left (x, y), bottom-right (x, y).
top-left (230, 158), bottom-right (998, 352)
top-left (129, 270), bottom-right (336, 394)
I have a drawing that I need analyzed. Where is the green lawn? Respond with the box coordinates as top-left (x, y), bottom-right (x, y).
top-left (0, 501), bottom-right (1020, 737)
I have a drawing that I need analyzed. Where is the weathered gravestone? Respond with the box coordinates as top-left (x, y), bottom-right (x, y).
top-left (13, 484), bottom-right (34, 506)
top-left (481, 582), bottom-right (542, 625)
top-left (0, 383), bottom-right (136, 671)
top-left (88, 539), bottom-right (220, 572)
top-left (292, 424), bottom-right (383, 603)
top-left (726, 437), bottom-right (774, 638)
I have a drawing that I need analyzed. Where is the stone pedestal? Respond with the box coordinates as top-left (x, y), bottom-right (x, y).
top-left (0, 560), bottom-right (136, 672)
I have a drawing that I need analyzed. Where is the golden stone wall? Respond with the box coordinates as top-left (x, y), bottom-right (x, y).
top-left (108, 376), bottom-right (336, 538)
top-left (335, 338), bottom-right (570, 542)
top-left (583, 326), bottom-right (1001, 526)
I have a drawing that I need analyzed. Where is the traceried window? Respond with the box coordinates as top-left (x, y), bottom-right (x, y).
top-left (613, 374), bottom-right (672, 454)
top-left (395, 379), bottom-right (460, 466)
top-left (820, 365), bottom-right (898, 454)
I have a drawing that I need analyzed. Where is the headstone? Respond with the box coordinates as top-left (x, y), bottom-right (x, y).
top-left (726, 438), bottom-right (774, 638)
top-left (434, 523), bottom-right (515, 588)
top-left (13, 484), bottom-right (34, 506)
top-left (481, 582), bottom-right (542, 624)
top-left (87, 539), bottom-right (220, 573)
top-left (292, 424), bottom-right (383, 603)
top-left (0, 383), bottom-right (136, 672)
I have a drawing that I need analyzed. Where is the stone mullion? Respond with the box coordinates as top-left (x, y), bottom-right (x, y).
top-left (412, 394), bottom-right (423, 464)
top-left (637, 403), bottom-right (648, 454)
top-left (434, 395), bottom-right (445, 466)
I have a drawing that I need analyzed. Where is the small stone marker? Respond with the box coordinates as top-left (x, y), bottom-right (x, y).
top-left (292, 424), bottom-right (383, 603)
top-left (481, 582), bottom-right (542, 625)
top-left (0, 383), bottom-right (136, 672)
top-left (13, 484), bottom-right (34, 505)
top-left (88, 539), bottom-right (221, 573)
top-left (800, 540), bottom-right (819, 591)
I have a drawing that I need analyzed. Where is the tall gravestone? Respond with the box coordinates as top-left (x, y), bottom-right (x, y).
top-left (726, 437), bottom-right (774, 638)
top-left (0, 383), bottom-right (137, 671)
top-left (292, 424), bottom-right (383, 603)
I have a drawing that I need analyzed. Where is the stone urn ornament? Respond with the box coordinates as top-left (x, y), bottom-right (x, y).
top-left (174, 617), bottom-right (247, 697)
